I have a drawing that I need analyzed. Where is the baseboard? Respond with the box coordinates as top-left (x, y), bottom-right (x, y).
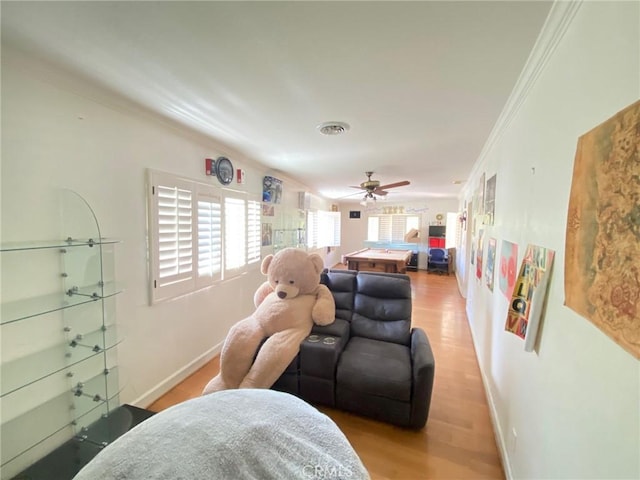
top-left (131, 342), bottom-right (222, 409)
top-left (454, 271), bottom-right (466, 298)
top-left (465, 306), bottom-right (513, 480)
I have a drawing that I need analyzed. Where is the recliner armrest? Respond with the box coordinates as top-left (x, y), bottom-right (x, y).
top-left (300, 319), bottom-right (350, 379)
top-left (311, 318), bottom-right (350, 338)
top-left (409, 328), bottom-right (435, 429)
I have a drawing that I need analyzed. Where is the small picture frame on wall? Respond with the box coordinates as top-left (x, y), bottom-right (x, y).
top-left (349, 211), bottom-right (361, 219)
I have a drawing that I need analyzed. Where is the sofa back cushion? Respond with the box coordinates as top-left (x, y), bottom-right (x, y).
top-left (352, 272), bottom-right (412, 345)
top-left (321, 269), bottom-right (357, 322)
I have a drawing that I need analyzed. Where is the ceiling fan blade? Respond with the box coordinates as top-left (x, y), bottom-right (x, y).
top-left (350, 185), bottom-right (366, 190)
top-left (337, 190), bottom-right (367, 200)
top-left (373, 188), bottom-right (389, 196)
top-left (377, 180), bottom-right (410, 190)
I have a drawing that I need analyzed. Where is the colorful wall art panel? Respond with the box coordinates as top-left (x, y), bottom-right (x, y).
top-left (505, 244), bottom-right (555, 352)
top-left (499, 240), bottom-right (519, 299)
top-left (476, 229), bottom-right (484, 280)
top-left (486, 237), bottom-right (497, 291)
top-left (263, 176), bottom-right (283, 204)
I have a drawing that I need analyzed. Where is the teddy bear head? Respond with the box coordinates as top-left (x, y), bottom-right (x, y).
top-left (261, 248), bottom-right (324, 300)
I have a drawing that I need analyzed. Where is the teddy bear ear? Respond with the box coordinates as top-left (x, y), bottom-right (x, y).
top-left (261, 254), bottom-right (274, 275)
top-left (308, 253), bottom-right (324, 275)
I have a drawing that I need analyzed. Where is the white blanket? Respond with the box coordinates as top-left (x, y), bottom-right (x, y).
top-left (73, 389), bottom-right (369, 479)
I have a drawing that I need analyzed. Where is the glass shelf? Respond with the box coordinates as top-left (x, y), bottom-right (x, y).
top-left (0, 368), bottom-right (121, 472)
top-left (8, 405), bottom-right (154, 480)
top-left (1, 325), bottom-right (122, 397)
top-left (1, 190), bottom-right (123, 479)
top-left (71, 367), bottom-right (120, 411)
top-left (0, 238), bottom-right (121, 252)
top-left (1, 282), bottom-right (123, 325)
top-left (1, 391), bottom-right (75, 469)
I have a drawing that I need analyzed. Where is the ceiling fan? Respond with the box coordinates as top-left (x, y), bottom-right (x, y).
top-left (351, 172), bottom-right (410, 205)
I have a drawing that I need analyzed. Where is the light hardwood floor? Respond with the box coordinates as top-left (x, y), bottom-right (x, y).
top-left (147, 270), bottom-right (504, 479)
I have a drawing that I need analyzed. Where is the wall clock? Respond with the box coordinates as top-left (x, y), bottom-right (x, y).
top-left (215, 157), bottom-right (234, 185)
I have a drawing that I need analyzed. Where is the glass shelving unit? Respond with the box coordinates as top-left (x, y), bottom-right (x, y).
top-left (0, 190), bottom-right (133, 480)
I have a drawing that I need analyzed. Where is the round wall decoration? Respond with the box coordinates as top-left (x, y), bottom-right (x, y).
top-left (436, 213), bottom-right (444, 221)
top-left (215, 157), bottom-right (234, 185)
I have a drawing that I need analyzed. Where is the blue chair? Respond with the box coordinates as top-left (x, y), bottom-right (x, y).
top-left (427, 248), bottom-right (449, 274)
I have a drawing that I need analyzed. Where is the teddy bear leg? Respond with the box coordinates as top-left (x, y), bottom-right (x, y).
top-left (239, 329), bottom-right (310, 389)
top-left (202, 318), bottom-right (265, 395)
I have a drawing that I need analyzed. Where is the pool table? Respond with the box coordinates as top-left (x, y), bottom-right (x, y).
top-left (342, 248), bottom-right (413, 274)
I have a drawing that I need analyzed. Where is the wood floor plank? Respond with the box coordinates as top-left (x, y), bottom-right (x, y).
top-left (146, 270), bottom-right (504, 479)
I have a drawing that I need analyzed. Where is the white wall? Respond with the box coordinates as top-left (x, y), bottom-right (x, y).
top-left (460, 2), bottom-right (639, 479)
top-left (0, 46), bottom-right (333, 411)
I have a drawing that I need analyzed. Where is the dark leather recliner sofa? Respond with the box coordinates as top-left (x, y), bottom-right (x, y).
top-left (272, 269), bottom-right (436, 429)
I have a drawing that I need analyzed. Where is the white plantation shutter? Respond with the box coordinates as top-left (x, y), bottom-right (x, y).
top-left (318, 210), bottom-right (341, 247)
top-left (224, 196), bottom-right (246, 272)
top-left (367, 216), bottom-right (379, 241)
top-left (368, 214), bottom-right (420, 243)
top-left (149, 171), bottom-right (196, 303)
top-left (306, 211), bottom-right (317, 248)
top-left (247, 199), bottom-right (261, 265)
top-left (391, 216), bottom-right (406, 242)
top-left (197, 189), bottom-right (222, 286)
top-left (158, 185), bottom-right (193, 279)
top-left (378, 215), bottom-right (392, 242)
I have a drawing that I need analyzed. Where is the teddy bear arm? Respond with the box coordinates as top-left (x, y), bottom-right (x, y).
top-left (253, 281), bottom-right (274, 307)
top-left (202, 317), bottom-right (265, 395)
top-left (311, 284), bottom-right (336, 326)
top-left (239, 328), bottom-right (310, 389)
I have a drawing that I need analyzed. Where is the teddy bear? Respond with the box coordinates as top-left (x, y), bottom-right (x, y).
top-left (202, 248), bottom-right (335, 395)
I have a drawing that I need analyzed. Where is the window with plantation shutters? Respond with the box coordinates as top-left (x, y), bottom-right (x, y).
top-left (318, 210), bottom-right (341, 247)
top-left (158, 185), bottom-right (193, 278)
top-left (148, 170), bottom-right (262, 303)
top-left (148, 171), bottom-right (196, 303)
top-left (367, 214), bottom-right (420, 243)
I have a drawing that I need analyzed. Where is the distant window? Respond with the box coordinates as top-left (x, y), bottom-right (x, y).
top-left (367, 215), bottom-right (420, 242)
top-left (318, 211), bottom-right (341, 247)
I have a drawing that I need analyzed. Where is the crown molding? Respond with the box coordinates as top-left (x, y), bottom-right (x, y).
top-left (468, 0), bottom-right (583, 183)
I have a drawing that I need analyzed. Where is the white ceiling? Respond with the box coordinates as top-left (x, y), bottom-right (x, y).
top-left (1, 1), bottom-right (553, 203)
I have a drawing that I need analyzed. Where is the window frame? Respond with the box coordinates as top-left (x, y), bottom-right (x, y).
top-left (147, 169), bottom-right (261, 304)
top-left (367, 214), bottom-right (421, 243)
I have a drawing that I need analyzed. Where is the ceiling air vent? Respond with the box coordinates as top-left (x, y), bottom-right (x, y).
top-left (317, 121), bottom-right (350, 135)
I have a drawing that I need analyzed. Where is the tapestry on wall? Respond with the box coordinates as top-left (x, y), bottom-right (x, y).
top-left (485, 237), bottom-right (497, 291)
top-left (499, 240), bottom-right (519, 299)
top-left (505, 244), bottom-right (555, 352)
top-left (565, 100), bottom-right (640, 359)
